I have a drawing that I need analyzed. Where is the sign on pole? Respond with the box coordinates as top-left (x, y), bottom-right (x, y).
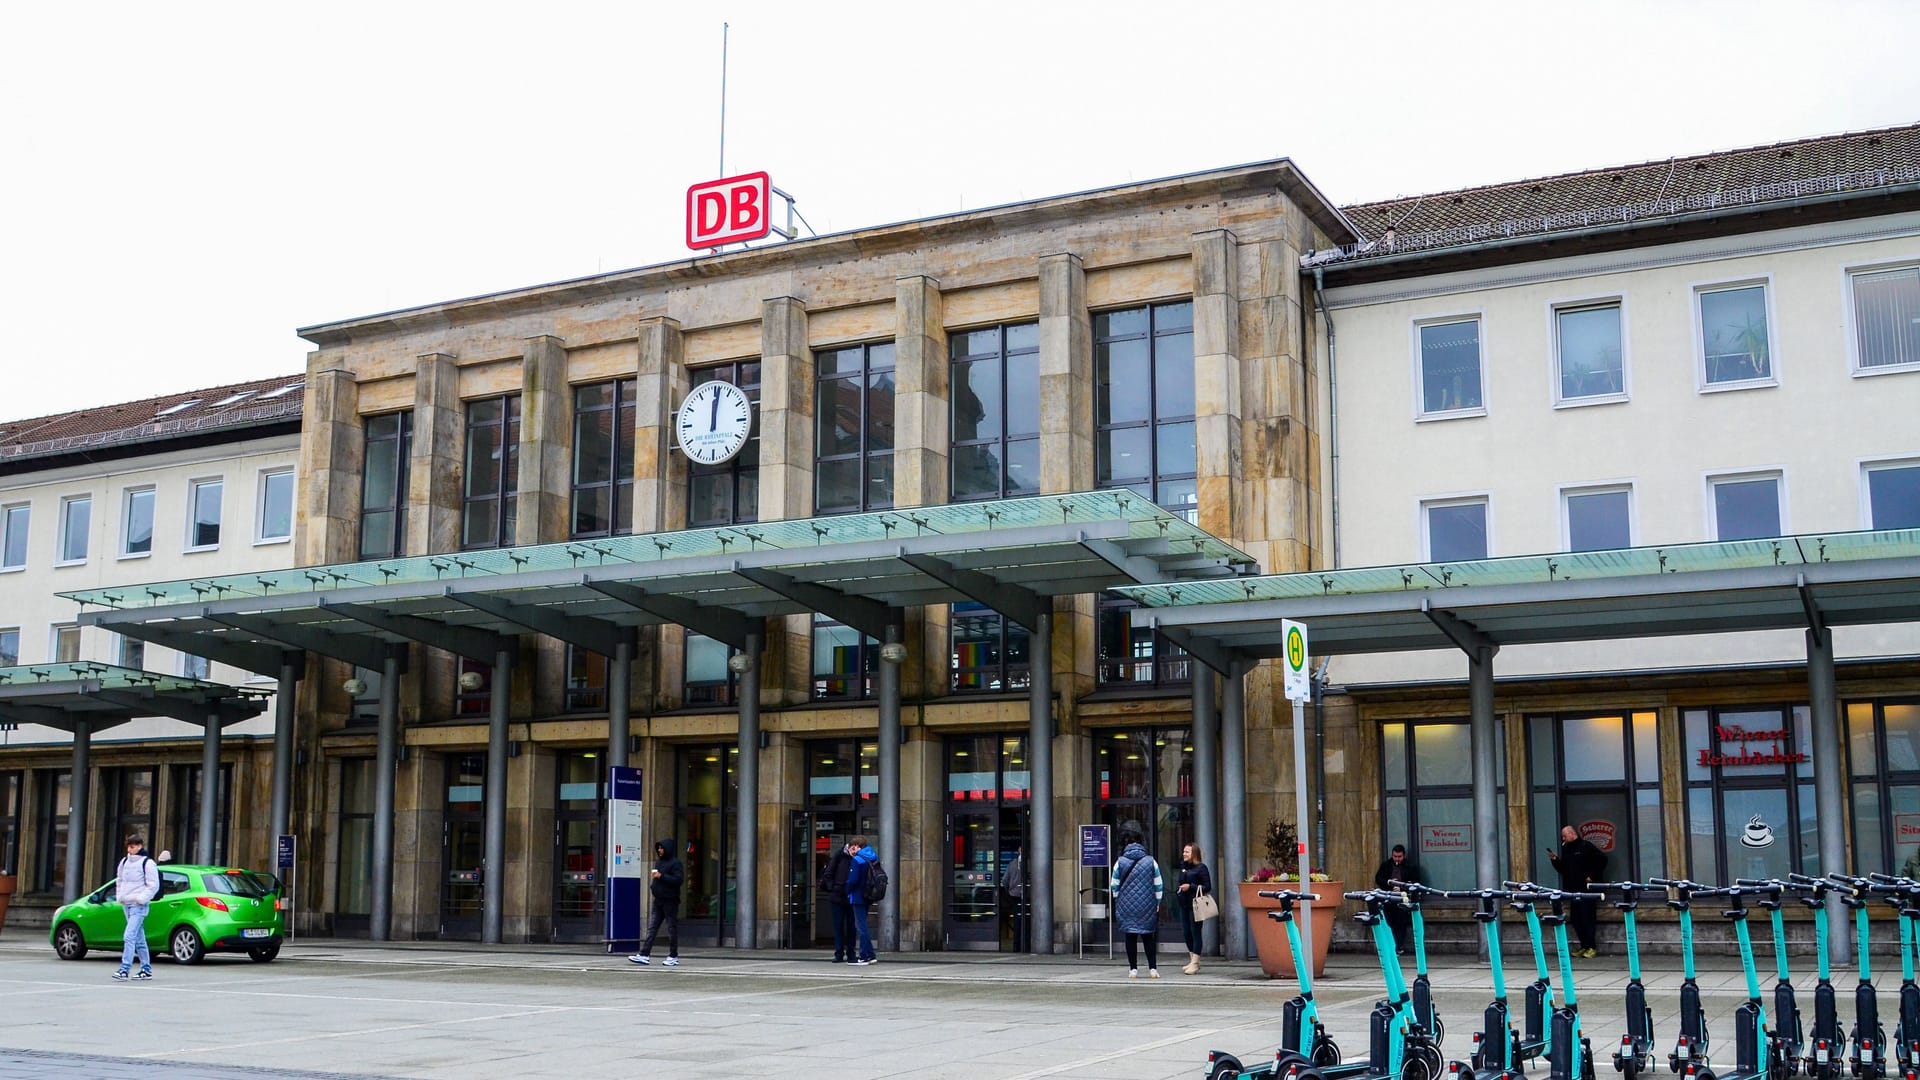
top-left (1282, 619), bottom-right (1311, 703)
top-left (604, 766), bottom-right (645, 953)
top-left (1079, 825), bottom-right (1110, 868)
top-left (1281, 618), bottom-right (1314, 961)
top-left (276, 834), bottom-right (297, 941)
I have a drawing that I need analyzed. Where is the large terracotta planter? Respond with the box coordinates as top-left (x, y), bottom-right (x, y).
top-left (1241, 881), bottom-right (1342, 979)
top-left (0, 873), bottom-right (15, 935)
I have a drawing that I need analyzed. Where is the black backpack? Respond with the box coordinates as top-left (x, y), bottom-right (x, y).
top-left (864, 859), bottom-right (889, 903)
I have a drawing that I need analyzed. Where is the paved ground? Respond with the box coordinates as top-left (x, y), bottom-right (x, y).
top-left (0, 937), bottom-right (1893, 1079)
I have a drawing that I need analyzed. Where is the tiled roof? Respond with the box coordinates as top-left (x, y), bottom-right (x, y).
top-left (1325, 121), bottom-right (1920, 262)
top-left (0, 374), bottom-right (306, 462)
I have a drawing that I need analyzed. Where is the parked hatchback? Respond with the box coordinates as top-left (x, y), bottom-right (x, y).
top-left (50, 863), bottom-right (286, 964)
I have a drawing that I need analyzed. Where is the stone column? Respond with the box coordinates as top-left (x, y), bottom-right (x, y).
top-left (632, 317), bottom-right (685, 535)
top-left (198, 713), bottom-right (222, 865)
top-left (1038, 253), bottom-right (1092, 495)
top-left (518, 335), bottom-right (571, 547)
top-left (298, 364), bottom-right (362, 565)
top-left (757, 297), bottom-right (814, 707)
top-left (893, 276), bottom-right (949, 509)
top-left (64, 718), bottom-right (92, 904)
top-left (1240, 230), bottom-right (1319, 572)
top-left (408, 352), bottom-right (463, 556)
top-left (1192, 230), bottom-right (1244, 544)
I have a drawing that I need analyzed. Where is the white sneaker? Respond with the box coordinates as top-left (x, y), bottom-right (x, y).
top-left (1128, 968), bottom-right (1139, 979)
top-left (1149, 969), bottom-right (1161, 979)
top-left (627, 955), bottom-right (649, 965)
top-left (663, 957), bottom-right (679, 967)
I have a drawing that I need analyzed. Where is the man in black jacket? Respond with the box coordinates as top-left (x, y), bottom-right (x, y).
top-left (819, 839), bottom-right (855, 963)
top-left (1373, 844), bottom-right (1422, 954)
top-left (1548, 824), bottom-right (1607, 957)
top-left (629, 837), bottom-right (685, 967)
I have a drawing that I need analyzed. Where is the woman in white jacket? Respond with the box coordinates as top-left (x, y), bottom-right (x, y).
top-left (113, 834), bottom-right (159, 981)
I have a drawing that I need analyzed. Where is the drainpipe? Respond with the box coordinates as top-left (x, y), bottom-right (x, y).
top-left (1310, 267), bottom-right (1340, 874)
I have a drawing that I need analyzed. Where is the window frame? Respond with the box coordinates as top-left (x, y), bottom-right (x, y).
top-left (1410, 313), bottom-right (1488, 422)
top-left (683, 633), bottom-right (739, 709)
top-left (1093, 301), bottom-right (1198, 520)
top-left (1, 502), bottom-right (28, 571)
top-left (255, 468), bottom-right (295, 545)
top-left (563, 643), bottom-right (608, 713)
top-left (34, 769), bottom-right (72, 893)
top-left (1558, 481), bottom-right (1636, 553)
top-left (1094, 597), bottom-right (1192, 691)
top-left (1844, 698), bottom-right (1920, 876)
top-left (814, 340), bottom-right (896, 515)
top-left (119, 486), bottom-right (156, 559)
top-left (683, 362), bottom-right (761, 528)
top-left (56, 494), bottom-right (90, 565)
top-left (359, 411), bottom-right (413, 560)
top-left (1683, 704), bottom-right (1817, 881)
top-left (811, 614), bottom-right (876, 702)
top-left (1844, 259), bottom-right (1920, 377)
top-left (184, 477), bottom-right (224, 552)
top-left (179, 650), bottom-right (209, 680)
top-left (569, 379), bottom-right (635, 540)
top-left (1549, 295), bottom-right (1630, 408)
top-left (949, 321), bottom-right (1041, 503)
top-left (1527, 712), bottom-right (1664, 884)
top-left (1692, 276), bottom-right (1778, 392)
top-left (0, 769), bottom-right (20, 877)
top-left (462, 393), bottom-right (522, 550)
top-left (1705, 468), bottom-right (1788, 541)
top-left (1419, 493), bottom-right (1492, 563)
top-left (117, 634), bottom-right (145, 671)
top-left (51, 624), bottom-right (80, 664)
top-left (0, 628), bottom-right (17, 667)
top-left (1861, 455), bottom-right (1920, 530)
top-left (1380, 718), bottom-right (1509, 892)
top-left (950, 601), bottom-right (1031, 695)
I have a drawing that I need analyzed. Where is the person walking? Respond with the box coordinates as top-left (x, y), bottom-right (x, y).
top-left (846, 836), bottom-right (880, 966)
top-left (1373, 843), bottom-right (1423, 954)
top-left (1001, 844), bottom-right (1026, 953)
top-left (1175, 842), bottom-right (1212, 975)
top-left (112, 834), bottom-right (159, 981)
top-left (1109, 829), bottom-right (1164, 979)
top-left (1547, 824), bottom-right (1607, 957)
top-left (628, 837), bottom-right (684, 967)
top-left (819, 838), bottom-right (855, 963)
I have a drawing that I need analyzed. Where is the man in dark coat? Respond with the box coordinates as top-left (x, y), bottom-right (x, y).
top-left (1373, 844), bottom-right (1422, 953)
top-left (629, 837), bottom-right (685, 967)
top-left (819, 839), bottom-right (855, 963)
top-left (1548, 824), bottom-right (1607, 957)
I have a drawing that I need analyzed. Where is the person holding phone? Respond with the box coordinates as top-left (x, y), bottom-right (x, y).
top-left (1547, 825), bottom-right (1606, 957)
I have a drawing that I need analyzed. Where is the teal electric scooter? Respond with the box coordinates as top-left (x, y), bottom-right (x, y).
top-left (1784, 874), bottom-right (1843, 1080)
top-left (1678, 885), bottom-right (1787, 1080)
top-left (1866, 874), bottom-right (1920, 1077)
top-left (1516, 885), bottom-right (1601, 1080)
top-left (1391, 880), bottom-right (1447, 1046)
top-left (1438, 887), bottom-right (1525, 1080)
top-left (1825, 874), bottom-right (1886, 1080)
top-left (1593, 881), bottom-right (1658, 1080)
top-left (1505, 882), bottom-right (1560, 1066)
top-left (1653, 878), bottom-right (1715, 1073)
top-left (1204, 889), bottom-right (1344, 1080)
top-left (1736, 879), bottom-right (1803, 1077)
top-left (1272, 890), bottom-right (1446, 1080)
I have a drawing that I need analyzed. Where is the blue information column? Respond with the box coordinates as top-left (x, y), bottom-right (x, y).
top-left (604, 766), bottom-right (644, 953)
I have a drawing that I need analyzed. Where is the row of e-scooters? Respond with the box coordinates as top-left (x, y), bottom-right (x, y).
top-left (1206, 872), bottom-right (1920, 1080)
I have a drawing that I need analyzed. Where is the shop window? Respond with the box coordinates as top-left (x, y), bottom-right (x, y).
top-left (1, 503), bottom-right (27, 570)
top-left (951, 322), bottom-right (1039, 501)
top-left (35, 769), bottom-right (70, 893)
top-left (1864, 460), bottom-right (1920, 530)
top-left (1698, 282), bottom-right (1773, 387)
top-left (187, 478), bottom-right (223, 549)
top-left (571, 380), bottom-right (634, 539)
top-left (1846, 699), bottom-right (1920, 876)
top-left (1381, 720), bottom-right (1507, 890)
top-left (1093, 727), bottom-right (1192, 932)
top-left (360, 411), bottom-right (413, 560)
top-left (1095, 302), bottom-right (1197, 521)
top-left (807, 739), bottom-right (878, 809)
top-left (0, 770), bottom-right (20, 876)
top-left (122, 488), bottom-right (155, 556)
top-left (58, 494), bottom-right (90, 564)
top-left (564, 644), bottom-right (608, 712)
top-left (684, 634), bottom-right (738, 708)
top-left (1527, 712), bottom-right (1663, 884)
top-left (1563, 485), bottom-right (1632, 552)
top-left (1553, 301), bottom-right (1627, 403)
top-left (811, 615), bottom-right (876, 701)
top-left (463, 394), bottom-right (521, 549)
top-left (1850, 265), bottom-right (1920, 373)
top-left (1415, 317), bottom-right (1484, 416)
top-left (1095, 598), bottom-right (1190, 689)
top-left (1423, 497), bottom-right (1489, 562)
top-left (455, 658), bottom-right (492, 717)
top-left (950, 602), bottom-right (1030, 694)
top-left (1683, 705), bottom-right (1816, 881)
top-left (815, 342), bottom-right (894, 514)
top-left (685, 362), bottom-right (760, 527)
top-left (1710, 473), bottom-right (1783, 541)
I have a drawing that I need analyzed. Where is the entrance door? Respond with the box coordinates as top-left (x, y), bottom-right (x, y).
top-left (945, 807), bottom-right (1026, 950)
top-left (552, 753), bottom-right (605, 943)
top-left (440, 754), bottom-right (485, 941)
top-left (787, 811), bottom-right (859, 948)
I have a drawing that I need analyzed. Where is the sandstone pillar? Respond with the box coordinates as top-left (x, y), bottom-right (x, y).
top-left (518, 335), bottom-right (570, 547)
top-left (408, 352), bottom-right (463, 557)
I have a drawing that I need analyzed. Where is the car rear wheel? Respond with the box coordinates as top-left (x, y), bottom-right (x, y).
top-left (169, 925), bottom-right (206, 965)
top-left (53, 921), bottom-right (87, 961)
top-left (248, 943), bottom-right (280, 963)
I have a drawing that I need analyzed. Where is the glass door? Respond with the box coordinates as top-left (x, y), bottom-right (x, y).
top-left (335, 758), bottom-right (374, 934)
top-left (552, 752), bottom-right (604, 943)
top-left (440, 754), bottom-right (485, 940)
top-left (943, 733), bottom-right (1029, 950)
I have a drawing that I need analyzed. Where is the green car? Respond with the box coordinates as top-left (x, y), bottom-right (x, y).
top-left (50, 863), bottom-right (286, 965)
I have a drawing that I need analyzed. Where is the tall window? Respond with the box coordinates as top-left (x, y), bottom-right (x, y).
top-left (675, 743), bottom-right (740, 945)
top-left (684, 634), bottom-right (738, 708)
top-left (1851, 265), bottom-right (1920, 373)
top-left (815, 342), bottom-right (895, 514)
top-left (1864, 460), bottom-right (1920, 530)
top-left (1710, 472), bottom-right (1782, 540)
top-left (337, 758), bottom-right (376, 923)
top-left (101, 768), bottom-right (155, 878)
top-left (1381, 720), bottom-right (1508, 891)
top-left (951, 323), bottom-right (1040, 501)
top-left (0, 770), bottom-right (20, 876)
top-left (187, 478), bottom-right (223, 549)
top-left (455, 658), bottom-right (492, 717)
top-left (564, 644), bottom-right (607, 712)
top-left (812, 615), bottom-right (876, 701)
top-left (571, 380), bottom-right (634, 539)
top-left (463, 395), bottom-right (521, 548)
top-left (1415, 317), bottom-right (1484, 416)
top-left (122, 488), bottom-right (155, 556)
top-left (1563, 485), bottom-right (1632, 552)
top-left (1698, 283), bottom-right (1773, 387)
top-left (951, 602), bottom-right (1029, 693)
top-left (0, 628), bottom-right (16, 666)
top-left (257, 469), bottom-right (295, 543)
top-left (180, 652), bottom-right (209, 680)
top-left (1, 504), bottom-right (25, 569)
top-left (53, 625), bottom-right (80, 664)
top-left (1528, 713), bottom-right (1663, 883)
top-left (1094, 727), bottom-right (1192, 933)
top-left (686, 362), bottom-right (760, 527)
top-left (1095, 598), bottom-right (1190, 689)
top-left (118, 635), bottom-right (144, 670)
top-left (58, 494), bottom-right (90, 563)
top-left (1846, 700), bottom-right (1920, 875)
top-left (1095, 302), bottom-right (1197, 520)
top-left (360, 412), bottom-right (412, 560)
top-left (1423, 497), bottom-right (1489, 561)
top-left (171, 763), bottom-right (232, 865)
top-left (1554, 301), bottom-right (1627, 402)
top-left (35, 769), bottom-right (70, 893)
top-left (1684, 705), bottom-right (1815, 880)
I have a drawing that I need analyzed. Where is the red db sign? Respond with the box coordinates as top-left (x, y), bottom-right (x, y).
top-left (687, 171), bottom-right (772, 249)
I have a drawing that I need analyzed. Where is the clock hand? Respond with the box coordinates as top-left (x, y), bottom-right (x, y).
top-left (709, 388), bottom-right (720, 432)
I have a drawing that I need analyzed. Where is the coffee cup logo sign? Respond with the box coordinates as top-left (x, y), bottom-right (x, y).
top-left (1696, 723), bottom-right (1809, 769)
top-left (1739, 815), bottom-right (1775, 849)
top-left (1578, 819), bottom-right (1618, 852)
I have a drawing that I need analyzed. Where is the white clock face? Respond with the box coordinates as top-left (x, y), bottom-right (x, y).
top-left (677, 380), bottom-right (753, 465)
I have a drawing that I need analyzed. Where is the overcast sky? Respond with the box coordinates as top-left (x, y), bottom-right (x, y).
top-left (3, 1), bottom-right (1916, 421)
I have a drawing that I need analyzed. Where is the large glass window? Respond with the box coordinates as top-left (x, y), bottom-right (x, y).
top-left (1416, 318), bottom-right (1484, 416)
top-left (337, 758), bottom-right (375, 923)
top-left (1851, 265), bottom-right (1920, 373)
top-left (1699, 283), bottom-right (1773, 386)
top-left (571, 380), bottom-right (634, 539)
top-left (1, 504), bottom-right (26, 569)
top-left (122, 488), bottom-right (155, 556)
top-left (1865, 460), bottom-right (1920, 530)
top-left (951, 602), bottom-right (1029, 694)
top-left (564, 644), bottom-right (607, 712)
top-left (675, 743), bottom-right (741, 945)
top-left (812, 615), bottom-right (876, 702)
top-left (816, 342), bottom-right (895, 514)
top-left (0, 628), bottom-right (18, 667)
top-left (101, 768), bottom-right (155, 878)
top-left (1093, 727), bottom-right (1192, 933)
top-left (58, 495), bottom-right (90, 563)
top-left (360, 412), bottom-right (412, 560)
top-left (1424, 497), bottom-right (1489, 561)
top-left (684, 634), bottom-right (738, 708)
top-left (1564, 485), bottom-right (1632, 552)
top-left (951, 323), bottom-right (1040, 501)
top-left (171, 763), bottom-right (232, 866)
top-left (1711, 473), bottom-right (1783, 540)
top-left (187, 478), bottom-right (223, 549)
top-left (0, 770), bottom-right (20, 876)
top-left (808, 739), bottom-right (879, 810)
top-left (1528, 713), bottom-right (1663, 884)
top-left (1095, 302), bottom-right (1197, 521)
top-left (1382, 720), bottom-right (1507, 890)
top-left (257, 469), bottom-right (295, 543)
top-left (1095, 598), bottom-right (1190, 690)
top-left (1684, 705), bottom-right (1816, 881)
top-left (686, 362), bottom-right (760, 527)
top-left (35, 769), bottom-right (70, 893)
top-left (1846, 700), bottom-right (1920, 876)
top-left (464, 395), bottom-right (521, 549)
top-left (1554, 302), bottom-right (1626, 402)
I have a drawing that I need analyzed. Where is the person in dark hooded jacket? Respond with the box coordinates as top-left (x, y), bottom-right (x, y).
top-left (629, 837), bottom-right (685, 967)
top-left (819, 839), bottom-right (855, 963)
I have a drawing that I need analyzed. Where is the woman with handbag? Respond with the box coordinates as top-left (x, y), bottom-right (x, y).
top-left (1176, 842), bottom-right (1214, 974)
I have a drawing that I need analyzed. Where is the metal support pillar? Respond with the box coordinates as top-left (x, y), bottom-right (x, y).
top-left (877, 621), bottom-right (902, 952)
top-left (1808, 626), bottom-right (1851, 965)
top-left (608, 637), bottom-right (632, 768)
top-left (1469, 645), bottom-right (1500, 893)
top-left (370, 653), bottom-right (400, 941)
top-left (482, 647), bottom-right (511, 944)
top-left (64, 717), bottom-right (92, 903)
top-left (1028, 609), bottom-right (1054, 954)
top-left (1220, 664), bottom-right (1249, 960)
top-left (269, 656), bottom-right (298, 848)
top-left (197, 711), bottom-right (221, 865)
top-left (1191, 667), bottom-right (1219, 954)
top-left (734, 625), bottom-right (762, 949)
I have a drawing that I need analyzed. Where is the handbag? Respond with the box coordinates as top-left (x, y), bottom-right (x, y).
top-left (1192, 886), bottom-right (1219, 921)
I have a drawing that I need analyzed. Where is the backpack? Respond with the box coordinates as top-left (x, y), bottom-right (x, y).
top-left (863, 858), bottom-right (889, 903)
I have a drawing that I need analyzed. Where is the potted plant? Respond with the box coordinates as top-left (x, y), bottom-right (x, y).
top-left (0, 870), bottom-right (14, 935)
top-left (1238, 819), bottom-right (1341, 978)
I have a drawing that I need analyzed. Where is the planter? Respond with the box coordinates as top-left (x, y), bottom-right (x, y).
top-left (1241, 880), bottom-right (1342, 979)
top-left (0, 873), bottom-right (14, 936)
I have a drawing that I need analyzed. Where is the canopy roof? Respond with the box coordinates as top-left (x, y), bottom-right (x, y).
top-left (1114, 528), bottom-right (1920, 665)
top-left (0, 663), bottom-right (268, 732)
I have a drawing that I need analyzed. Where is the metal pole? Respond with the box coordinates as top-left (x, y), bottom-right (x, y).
top-left (198, 711), bottom-right (221, 865)
top-left (734, 624), bottom-right (762, 949)
top-left (717, 22), bottom-right (728, 176)
top-left (270, 655), bottom-right (298, 847)
top-left (1808, 626), bottom-right (1851, 965)
top-left (1292, 697), bottom-right (1312, 956)
top-left (1028, 609), bottom-right (1054, 954)
top-left (370, 654), bottom-right (400, 941)
top-left (1469, 646), bottom-right (1500, 894)
top-left (877, 621), bottom-right (902, 952)
top-left (482, 647), bottom-right (511, 944)
top-left (1192, 666), bottom-right (1219, 954)
top-left (64, 717), bottom-right (91, 904)
top-left (1221, 664), bottom-right (1249, 960)
top-left (608, 637), bottom-right (632, 769)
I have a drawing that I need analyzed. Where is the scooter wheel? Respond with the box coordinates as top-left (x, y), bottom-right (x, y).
top-left (1403, 1045), bottom-right (1446, 1080)
top-left (1275, 1051), bottom-right (1310, 1071)
top-left (1692, 1070), bottom-right (1718, 1080)
top-left (1435, 1018), bottom-right (1446, 1047)
top-left (1208, 1057), bottom-right (1244, 1080)
top-left (1312, 1040), bottom-right (1343, 1069)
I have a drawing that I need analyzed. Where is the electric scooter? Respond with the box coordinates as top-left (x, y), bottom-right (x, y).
top-left (1825, 874), bottom-right (1886, 1080)
top-left (1391, 880), bottom-right (1447, 1046)
top-left (1504, 881), bottom-right (1560, 1066)
top-left (1515, 884), bottom-right (1602, 1080)
top-left (1438, 887), bottom-right (1526, 1080)
top-left (1736, 879), bottom-right (1804, 1078)
top-left (1653, 878), bottom-right (1715, 1073)
top-left (1592, 881), bottom-right (1659, 1080)
top-left (1784, 874), bottom-right (1844, 1080)
top-left (1680, 885), bottom-right (1788, 1080)
top-left (1866, 874), bottom-right (1920, 1078)
top-left (1275, 890), bottom-right (1446, 1080)
top-left (1204, 889), bottom-right (1344, 1080)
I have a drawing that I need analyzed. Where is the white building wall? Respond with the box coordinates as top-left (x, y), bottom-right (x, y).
top-left (1319, 212), bottom-right (1920, 686)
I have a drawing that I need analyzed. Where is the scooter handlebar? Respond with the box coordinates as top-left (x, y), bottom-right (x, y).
top-left (1256, 889), bottom-right (1321, 902)
top-left (1387, 879), bottom-right (1440, 895)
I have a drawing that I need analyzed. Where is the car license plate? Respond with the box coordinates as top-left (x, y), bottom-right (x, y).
top-left (242, 928), bottom-right (272, 939)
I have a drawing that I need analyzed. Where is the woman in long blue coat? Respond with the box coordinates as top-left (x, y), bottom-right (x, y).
top-left (1109, 830), bottom-right (1165, 978)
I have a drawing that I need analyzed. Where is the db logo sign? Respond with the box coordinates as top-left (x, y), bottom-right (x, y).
top-left (687, 171), bottom-right (772, 249)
